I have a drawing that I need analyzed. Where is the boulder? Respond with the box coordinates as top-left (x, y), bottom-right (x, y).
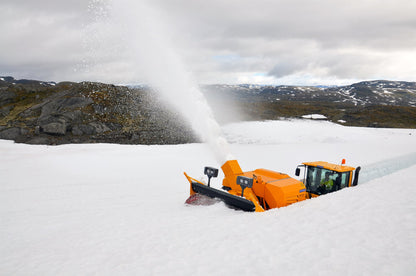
top-left (40, 121), bottom-right (67, 135)
top-left (62, 110), bottom-right (82, 121)
top-left (0, 90), bottom-right (16, 105)
top-left (26, 136), bottom-right (52, 145)
top-left (0, 105), bottom-right (13, 117)
top-left (79, 124), bottom-right (96, 135)
top-left (71, 125), bottom-right (83, 136)
top-left (0, 127), bottom-right (23, 140)
top-left (40, 96), bottom-right (92, 119)
top-left (130, 133), bottom-right (141, 143)
top-left (89, 122), bottom-right (111, 133)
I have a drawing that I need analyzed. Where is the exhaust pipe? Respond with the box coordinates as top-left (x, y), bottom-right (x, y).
top-left (352, 166), bottom-right (361, 186)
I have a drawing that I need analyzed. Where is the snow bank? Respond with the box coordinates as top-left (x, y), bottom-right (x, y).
top-left (1, 120), bottom-right (415, 275)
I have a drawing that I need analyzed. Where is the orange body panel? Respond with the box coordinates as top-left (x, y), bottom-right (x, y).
top-left (221, 160), bottom-right (243, 191)
top-left (184, 172), bottom-right (200, 196)
top-left (264, 178), bottom-right (307, 208)
top-left (222, 160), bottom-right (307, 211)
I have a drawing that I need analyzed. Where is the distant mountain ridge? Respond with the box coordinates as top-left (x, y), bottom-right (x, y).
top-left (203, 80), bottom-right (416, 107)
top-left (202, 80), bottom-right (416, 128)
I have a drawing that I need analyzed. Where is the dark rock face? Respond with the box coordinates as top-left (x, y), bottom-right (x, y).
top-left (0, 90), bottom-right (16, 105)
top-left (0, 127), bottom-right (23, 140)
top-left (0, 77), bottom-right (198, 145)
top-left (0, 105), bottom-right (13, 117)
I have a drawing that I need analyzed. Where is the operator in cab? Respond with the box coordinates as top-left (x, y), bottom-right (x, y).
top-left (319, 172), bottom-right (334, 193)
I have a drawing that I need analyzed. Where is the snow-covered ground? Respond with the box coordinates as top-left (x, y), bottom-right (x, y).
top-left (1, 120), bottom-right (415, 275)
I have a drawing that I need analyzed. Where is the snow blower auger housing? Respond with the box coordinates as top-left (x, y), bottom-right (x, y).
top-left (185, 159), bottom-right (360, 212)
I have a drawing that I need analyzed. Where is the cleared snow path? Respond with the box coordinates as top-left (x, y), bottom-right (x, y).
top-left (359, 152), bottom-right (416, 184)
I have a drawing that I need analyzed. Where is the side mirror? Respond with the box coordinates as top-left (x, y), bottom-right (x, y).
top-left (295, 168), bottom-right (301, 176)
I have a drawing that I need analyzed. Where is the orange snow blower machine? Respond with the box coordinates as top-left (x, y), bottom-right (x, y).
top-left (185, 159), bottom-right (360, 212)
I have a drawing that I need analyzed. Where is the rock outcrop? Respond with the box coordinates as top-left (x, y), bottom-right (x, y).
top-left (0, 77), bottom-right (198, 145)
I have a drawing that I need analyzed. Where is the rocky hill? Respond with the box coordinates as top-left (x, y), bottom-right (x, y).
top-left (0, 77), bottom-right (196, 145)
top-left (1, 77), bottom-right (415, 145)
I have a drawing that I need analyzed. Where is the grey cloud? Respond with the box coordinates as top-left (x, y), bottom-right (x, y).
top-left (268, 61), bottom-right (304, 79)
top-left (1, 0), bottom-right (89, 13)
top-left (152, 0), bottom-right (416, 83)
top-left (155, 0), bottom-right (416, 49)
top-left (0, 1), bottom-right (93, 81)
top-left (0, 0), bottom-right (415, 84)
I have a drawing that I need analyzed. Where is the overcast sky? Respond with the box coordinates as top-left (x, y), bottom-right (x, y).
top-left (1, 0), bottom-right (415, 85)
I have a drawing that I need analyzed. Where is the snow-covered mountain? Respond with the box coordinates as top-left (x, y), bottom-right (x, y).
top-left (204, 80), bottom-right (416, 107)
top-left (203, 81), bottom-right (416, 128)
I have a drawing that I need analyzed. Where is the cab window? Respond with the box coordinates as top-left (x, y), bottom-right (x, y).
top-left (338, 172), bottom-right (351, 189)
top-left (306, 166), bottom-right (319, 192)
top-left (305, 167), bottom-right (350, 194)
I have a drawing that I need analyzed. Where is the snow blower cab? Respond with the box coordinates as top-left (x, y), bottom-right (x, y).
top-left (295, 160), bottom-right (361, 197)
top-left (185, 159), bottom-right (360, 212)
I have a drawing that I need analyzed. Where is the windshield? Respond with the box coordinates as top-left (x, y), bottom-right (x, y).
top-left (305, 166), bottom-right (350, 194)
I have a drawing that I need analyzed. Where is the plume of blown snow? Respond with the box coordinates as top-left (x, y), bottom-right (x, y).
top-left (86, 0), bottom-right (233, 163)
